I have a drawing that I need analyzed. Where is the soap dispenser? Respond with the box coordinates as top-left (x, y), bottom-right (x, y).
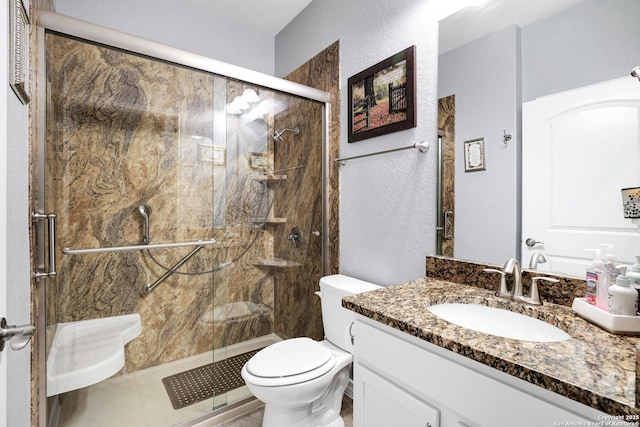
top-left (584, 248), bottom-right (603, 305)
top-left (626, 256), bottom-right (640, 288)
top-left (608, 266), bottom-right (638, 316)
top-left (598, 244), bottom-right (616, 310)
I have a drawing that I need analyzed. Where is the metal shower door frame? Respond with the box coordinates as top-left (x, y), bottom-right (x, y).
top-left (34, 12), bottom-right (331, 427)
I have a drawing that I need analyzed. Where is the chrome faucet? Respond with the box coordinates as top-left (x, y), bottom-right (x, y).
top-left (484, 258), bottom-right (557, 306)
top-left (528, 251), bottom-right (547, 269)
top-left (484, 258), bottom-right (521, 299)
top-left (503, 258), bottom-right (523, 299)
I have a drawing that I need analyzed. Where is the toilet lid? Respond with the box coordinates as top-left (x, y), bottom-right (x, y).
top-left (246, 337), bottom-right (333, 378)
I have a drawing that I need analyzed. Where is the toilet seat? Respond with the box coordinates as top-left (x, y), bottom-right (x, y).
top-left (244, 338), bottom-right (336, 386)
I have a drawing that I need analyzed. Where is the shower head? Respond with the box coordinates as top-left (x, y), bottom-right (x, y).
top-left (632, 66), bottom-right (640, 82)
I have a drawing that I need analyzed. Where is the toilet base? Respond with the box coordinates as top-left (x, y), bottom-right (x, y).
top-left (262, 404), bottom-right (344, 427)
top-left (261, 365), bottom-right (350, 427)
top-left (262, 405), bottom-right (346, 427)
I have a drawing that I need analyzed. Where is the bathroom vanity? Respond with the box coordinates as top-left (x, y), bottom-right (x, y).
top-left (344, 275), bottom-right (640, 427)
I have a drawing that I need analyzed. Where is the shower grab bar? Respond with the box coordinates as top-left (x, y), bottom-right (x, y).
top-left (334, 141), bottom-right (429, 165)
top-left (142, 244), bottom-right (205, 294)
top-left (62, 239), bottom-right (217, 255)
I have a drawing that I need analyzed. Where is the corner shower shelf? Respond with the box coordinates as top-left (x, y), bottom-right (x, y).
top-left (46, 314), bottom-right (142, 396)
top-left (250, 217), bottom-right (287, 225)
top-left (197, 301), bottom-right (271, 326)
top-left (253, 174), bottom-right (287, 186)
top-left (252, 258), bottom-right (302, 268)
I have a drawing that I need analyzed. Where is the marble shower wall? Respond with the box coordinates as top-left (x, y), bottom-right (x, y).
top-left (275, 41), bottom-right (341, 340)
top-left (44, 33), bottom-right (323, 372)
top-left (271, 96), bottom-right (323, 340)
top-left (438, 95), bottom-right (455, 257)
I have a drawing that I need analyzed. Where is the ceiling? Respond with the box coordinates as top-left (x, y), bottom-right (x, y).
top-left (439, 0), bottom-right (589, 53)
top-left (180, 0), bottom-right (589, 49)
top-left (182, 0), bottom-right (313, 36)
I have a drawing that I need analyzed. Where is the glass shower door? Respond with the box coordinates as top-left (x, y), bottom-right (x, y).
top-left (43, 27), bottom-right (326, 427)
top-left (45, 31), bottom-right (224, 426)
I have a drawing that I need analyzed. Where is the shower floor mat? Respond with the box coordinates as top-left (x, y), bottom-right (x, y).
top-left (162, 348), bottom-right (261, 410)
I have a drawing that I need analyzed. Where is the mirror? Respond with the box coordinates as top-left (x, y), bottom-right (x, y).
top-left (437, 0), bottom-right (640, 275)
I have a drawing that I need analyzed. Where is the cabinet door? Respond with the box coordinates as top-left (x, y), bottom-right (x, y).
top-left (354, 363), bottom-right (439, 427)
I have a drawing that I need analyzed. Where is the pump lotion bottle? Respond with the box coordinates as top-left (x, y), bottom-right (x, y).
top-left (608, 267), bottom-right (638, 316)
top-left (584, 248), bottom-right (603, 305)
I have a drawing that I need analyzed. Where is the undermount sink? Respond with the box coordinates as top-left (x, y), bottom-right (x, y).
top-left (428, 303), bottom-right (571, 343)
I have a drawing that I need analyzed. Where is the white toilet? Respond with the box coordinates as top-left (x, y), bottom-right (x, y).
top-left (241, 274), bottom-right (380, 427)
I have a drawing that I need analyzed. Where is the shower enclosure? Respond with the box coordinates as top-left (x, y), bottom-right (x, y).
top-left (36, 13), bottom-right (329, 427)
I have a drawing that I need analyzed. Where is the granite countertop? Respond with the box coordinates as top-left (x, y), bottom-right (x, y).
top-left (342, 277), bottom-right (640, 416)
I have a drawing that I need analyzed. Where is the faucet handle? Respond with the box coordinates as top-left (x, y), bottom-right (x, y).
top-left (531, 276), bottom-right (559, 290)
top-left (518, 276), bottom-right (559, 306)
top-left (484, 268), bottom-right (510, 298)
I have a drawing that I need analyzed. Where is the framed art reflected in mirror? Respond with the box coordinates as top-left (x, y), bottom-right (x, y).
top-left (464, 138), bottom-right (485, 172)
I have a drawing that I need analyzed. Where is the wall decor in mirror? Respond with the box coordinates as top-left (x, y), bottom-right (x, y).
top-left (621, 187), bottom-right (640, 219)
top-left (463, 138), bottom-right (485, 172)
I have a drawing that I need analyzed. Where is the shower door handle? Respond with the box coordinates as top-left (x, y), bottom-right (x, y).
top-left (32, 212), bottom-right (57, 280)
top-left (442, 210), bottom-right (453, 240)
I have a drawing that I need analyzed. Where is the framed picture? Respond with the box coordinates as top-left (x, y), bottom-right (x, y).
top-left (9, 0), bottom-right (30, 105)
top-left (249, 152), bottom-right (269, 170)
top-left (464, 138), bottom-right (486, 172)
top-left (348, 46), bottom-right (416, 143)
top-left (198, 144), bottom-right (226, 165)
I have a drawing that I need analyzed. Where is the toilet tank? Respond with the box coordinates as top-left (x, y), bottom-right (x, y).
top-left (319, 274), bottom-right (381, 352)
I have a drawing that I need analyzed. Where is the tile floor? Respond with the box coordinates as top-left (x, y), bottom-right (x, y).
top-left (55, 335), bottom-right (279, 427)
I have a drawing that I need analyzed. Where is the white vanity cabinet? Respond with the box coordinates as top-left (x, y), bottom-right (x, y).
top-left (352, 319), bottom-right (606, 427)
top-left (356, 365), bottom-right (441, 427)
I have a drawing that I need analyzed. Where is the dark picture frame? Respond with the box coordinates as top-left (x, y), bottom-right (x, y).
top-left (9, 0), bottom-right (30, 105)
top-left (348, 46), bottom-right (416, 143)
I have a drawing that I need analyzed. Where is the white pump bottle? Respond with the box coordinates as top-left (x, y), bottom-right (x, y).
top-left (608, 266), bottom-right (638, 316)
